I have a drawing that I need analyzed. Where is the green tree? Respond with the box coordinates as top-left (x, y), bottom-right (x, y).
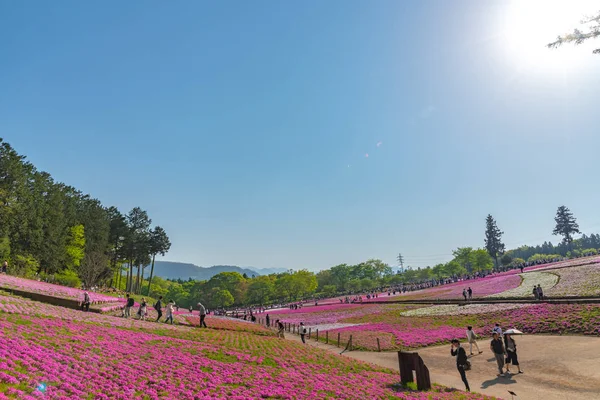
top-left (65, 225), bottom-right (86, 269)
top-left (472, 249), bottom-right (494, 272)
top-left (329, 264), bottom-right (351, 291)
top-left (500, 253), bottom-right (512, 267)
top-left (444, 260), bottom-right (466, 277)
top-left (431, 264), bottom-right (446, 279)
top-left (452, 247), bottom-right (474, 272)
top-left (246, 276), bottom-right (275, 305)
top-left (211, 288), bottom-right (234, 309)
top-left (484, 214), bottom-right (505, 270)
top-left (553, 206), bottom-right (580, 244)
top-left (146, 226), bottom-right (171, 296)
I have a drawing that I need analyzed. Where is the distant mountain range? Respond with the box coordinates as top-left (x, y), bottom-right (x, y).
top-left (147, 261), bottom-right (287, 281)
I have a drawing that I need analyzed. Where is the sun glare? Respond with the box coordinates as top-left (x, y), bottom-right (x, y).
top-left (501, 0), bottom-right (598, 73)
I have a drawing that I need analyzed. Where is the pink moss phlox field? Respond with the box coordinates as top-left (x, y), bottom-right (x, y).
top-left (326, 303), bottom-right (600, 350)
top-left (0, 275), bottom-right (116, 303)
top-left (0, 298), bottom-right (494, 399)
top-left (386, 274), bottom-right (522, 301)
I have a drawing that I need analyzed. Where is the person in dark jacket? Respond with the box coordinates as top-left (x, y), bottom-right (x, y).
top-left (490, 333), bottom-right (506, 376)
top-left (154, 296), bottom-right (163, 322)
top-left (504, 334), bottom-right (523, 374)
top-left (450, 339), bottom-right (470, 392)
top-left (265, 313), bottom-right (270, 327)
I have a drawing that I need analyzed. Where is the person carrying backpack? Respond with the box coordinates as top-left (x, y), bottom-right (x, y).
top-left (154, 296), bottom-right (163, 322)
top-left (300, 322), bottom-right (307, 344)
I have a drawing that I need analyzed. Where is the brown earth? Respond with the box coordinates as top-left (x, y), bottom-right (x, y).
top-left (286, 333), bottom-right (600, 400)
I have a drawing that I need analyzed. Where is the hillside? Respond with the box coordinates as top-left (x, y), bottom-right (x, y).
top-left (148, 261), bottom-right (261, 281)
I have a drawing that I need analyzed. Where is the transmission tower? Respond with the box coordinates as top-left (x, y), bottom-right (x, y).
top-left (397, 253), bottom-right (404, 272)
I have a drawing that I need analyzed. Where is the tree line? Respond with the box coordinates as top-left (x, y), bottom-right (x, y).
top-left (394, 206), bottom-right (596, 284)
top-left (0, 138), bottom-right (171, 292)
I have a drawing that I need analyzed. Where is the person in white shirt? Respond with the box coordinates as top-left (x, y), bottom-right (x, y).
top-left (492, 323), bottom-right (503, 337)
top-left (466, 326), bottom-right (482, 355)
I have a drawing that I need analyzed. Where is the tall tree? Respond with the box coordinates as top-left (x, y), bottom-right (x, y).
top-left (553, 205), bottom-right (580, 244)
top-left (146, 226), bottom-right (171, 296)
top-left (124, 207), bottom-right (151, 292)
top-left (484, 214), bottom-right (505, 270)
top-left (548, 11), bottom-right (600, 54)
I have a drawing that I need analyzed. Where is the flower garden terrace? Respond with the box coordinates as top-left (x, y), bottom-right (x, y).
top-left (0, 292), bottom-right (496, 399)
top-left (265, 259), bottom-right (600, 351)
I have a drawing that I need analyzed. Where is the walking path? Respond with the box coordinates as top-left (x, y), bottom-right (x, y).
top-left (285, 333), bottom-right (600, 400)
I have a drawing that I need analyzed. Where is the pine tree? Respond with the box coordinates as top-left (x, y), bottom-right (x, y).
top-left (484, 214), bottom-right (505, 270)
top-left (553, 206), bottom-right (580, 244)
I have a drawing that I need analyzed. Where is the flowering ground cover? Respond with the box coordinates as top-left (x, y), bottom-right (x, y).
top-left (0, 294), bottom-right (493, 399)
top-left (265, 303), bottom-right (410, 326)
top-left (389, 274), bottom-right (522, 301)
top-left (324, 303), bottom-right (600, 351)
top-left (547, 263), bottom-right (600, 297)
top-left (0, 275), bottom-right (116, 303)
top-left (486, 271), bottom-right (558, 298)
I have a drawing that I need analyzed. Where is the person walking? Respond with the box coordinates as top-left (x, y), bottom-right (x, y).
top-left (198, 302), bottom-right (207, 328)
top-left (299, 322), bottom-right (307, 344)
top-left (490, 333), bottom-right (506, 376)
top-left (462, 289), bottom-right (468, 301)
top-left (154, 296), bottom-right (163, 322)
top-left (537, 284), bottom-right (544, 300)
top-left (466, 326), bottom-right (482, 355)
top-left (138, 298), bottom-right (147, 321)
top-left (122, 294), bottom-right (134, 318)
top-left (81, 291), bottom-right (91, 312)
top-left (504, 334), bottom-right (523, 374)
top-left (467, 287), bottom-right (473, 300)
top-left (450, 339), bottom-right (470, 392)
top-left (164, 300), bottom-right (175, 324)
top-left (532, 286), bottom-right (539, 300)
top-left (276, 320), bottom-right (285, 339)
top-left (265, 313), bottom-right (270, 327)
top-left (1, 260), bottom-right (7, 274)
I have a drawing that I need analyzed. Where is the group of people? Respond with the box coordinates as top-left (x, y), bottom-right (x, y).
top-left (452, 323), bottom-right (523, 392)
top-left (462, 287), bottom-right (473, 301)
top-left (115, 294), bottom-right (208, 327)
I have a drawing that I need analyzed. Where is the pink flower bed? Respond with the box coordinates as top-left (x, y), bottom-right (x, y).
top-left (389, 274), bottom-right (522, 300)
top-left (0, 294), bottom-right (493, 399)
top-left (0, 275), bottom-right (116, 303)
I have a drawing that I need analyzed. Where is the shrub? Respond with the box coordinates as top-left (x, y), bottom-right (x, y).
top-left (11, 254), bottom-right (39, 278)
top-left (54, 270), bottom-right (81, 288)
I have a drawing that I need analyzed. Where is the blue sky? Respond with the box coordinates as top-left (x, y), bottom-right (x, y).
top-left (1, 1), bottom-right (599, 270)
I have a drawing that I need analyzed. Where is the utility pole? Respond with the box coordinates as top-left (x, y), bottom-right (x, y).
top-left (397, 253), bottom-right (404, 273)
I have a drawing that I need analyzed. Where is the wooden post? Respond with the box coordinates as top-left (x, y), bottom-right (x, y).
top-left (308, 328), bottom-right (312, 339)
top-left (326, 331), bottom-right (329, 344)
top-left (316, 329), bottom-right (319, 342)
top-left (337, 332), bottom-right (340, 347)
top-left (398, 351), bottom-right (431, 390)
top-left (349, 335), bottom-right (353, 351)
top-left (377, 337), bottom-right (381, 352)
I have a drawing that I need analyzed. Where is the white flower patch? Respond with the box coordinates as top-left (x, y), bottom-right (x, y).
top-left (487, 271), bottom-right (558, 298)
top-left (400, 303), bottom-right (534, 317)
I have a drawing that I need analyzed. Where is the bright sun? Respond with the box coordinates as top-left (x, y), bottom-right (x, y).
top-left (501, 0), bottom-right (598, 72)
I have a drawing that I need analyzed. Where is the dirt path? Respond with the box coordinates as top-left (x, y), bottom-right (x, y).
top-left (285, 333), bottom-right (600, 399)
